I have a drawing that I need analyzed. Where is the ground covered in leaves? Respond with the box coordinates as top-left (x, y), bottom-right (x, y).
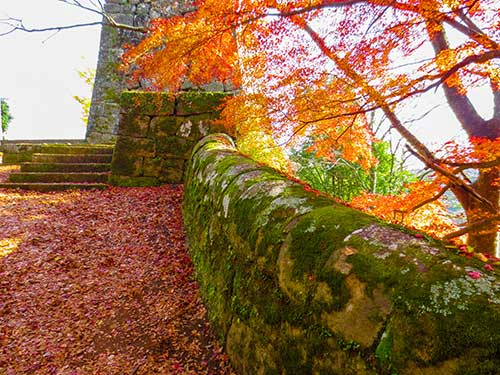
top-left (0, 169), bottom-right (236, 374)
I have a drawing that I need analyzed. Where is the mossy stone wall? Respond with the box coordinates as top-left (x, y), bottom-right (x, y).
top-left (109, 91), bottom-right (229, 186)
top-left (183, 134), bottom-right (500, 375)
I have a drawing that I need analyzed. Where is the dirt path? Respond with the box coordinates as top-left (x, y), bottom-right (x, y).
top-left (0, 171), bottom-right (235, 374)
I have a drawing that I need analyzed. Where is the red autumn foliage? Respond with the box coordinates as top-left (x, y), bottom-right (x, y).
top-left (0, 179), bottom-right (235, 375)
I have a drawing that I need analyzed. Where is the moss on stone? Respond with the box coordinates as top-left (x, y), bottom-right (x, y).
top-left (114, 136), bottom-right (155, 158)
top-left (158, 166), bottom-right (184, 183)
top-left (143, 157), bottom-right (162, 177)
top-left (156, 135), bottom-right (192, 158)
top-left (111, 152), bottom-right (143, 176)
top-left (118, 114), bottom-right (151, 137)
top-left (151, 116), bottom-right (178, 137)
top-left (1, 152), bottom-right (32, 164)
top-left (120, 91), bottom-right (175, 116)
top-left (182, 134), bottom-right (500, 375)
top-left (176, 91), bottom-right (231, 115)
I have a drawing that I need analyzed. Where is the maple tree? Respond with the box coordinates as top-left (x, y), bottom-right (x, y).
top-left (73, 67), bottom-right (96, 126)
top-left (123, 0), bottom-right (499, 255)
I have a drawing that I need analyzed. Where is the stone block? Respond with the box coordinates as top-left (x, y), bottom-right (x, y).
top-left (111, 153), bottom-right (143, 176)
top-left (108, 175), bottom-right (159, 187)
top-left (176, 115), bottom-right (215, 139)
top-left (115, 136), bottom-right (155, 158)
top-left (158, 166), bottom-right (184, 183)
top-left (136, 3), bottom-right (151, 15)
top-left (143, 157), bottom-right (162, 177)
top-left (113, 14), bottom-right (135, 26)
top-left (118, 114), bottom-right (151, 137)
top-left (156, 135), bottom-right (193, 158)
top-left (121, 91), bottom-right (175, 116)
top-left (162, 158), bottom-right (185, 169)
top-left (176, 92), bottom-right (231, 115)
top-left (103, 3), bottom-right (123, 13)
top-left (134, 15), bottom-right (149, 28)
top-left (151, 116), bottom-right (178, 136)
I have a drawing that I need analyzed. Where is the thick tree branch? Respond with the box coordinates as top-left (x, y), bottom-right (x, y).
top-left (493, 80), bottom-right (500, 119)
top-left (407, 146), bottom-right (497, 212)
top-left (427, 21), bottom-right (488, 138)
top-left (408, 184), bottom-right (450, 213)
top-left (443, 214), bottom-right (500, 240)
top-left (444, 158), bottom-right (500, 170)
top-left (435, 50), bottom-right (500, 88)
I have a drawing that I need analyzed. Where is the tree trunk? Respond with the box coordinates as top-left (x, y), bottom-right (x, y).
top-left (452, 168), bottom-right (499, 255)
top-left (426, 21), bottom-right (500, 255)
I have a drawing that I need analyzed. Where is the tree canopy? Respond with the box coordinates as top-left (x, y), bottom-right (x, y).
top-left (122, 0), bottom-right (500, 255)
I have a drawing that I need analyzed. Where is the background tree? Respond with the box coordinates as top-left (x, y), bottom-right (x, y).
top-left (1, 98), bottom-right (13, 135)
top-left (73, 67), bottom-right (96, 126)
top-left (291, 138), bottom-right (416, 201)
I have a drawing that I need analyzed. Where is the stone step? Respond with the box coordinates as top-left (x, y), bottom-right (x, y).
top-left (9, 172), bottom-right (109, 184)
top-left (20, 163), bottom-right (111, 173)
top-left (0, 183), bottom-right (108, 192)
top-left (32, 154), bottom-right (113, 164)
top-left (38, 145), bottom-right (114, 155)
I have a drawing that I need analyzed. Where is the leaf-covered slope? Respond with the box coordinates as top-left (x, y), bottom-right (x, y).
top-left (0, 180), bottom-right (236, 374)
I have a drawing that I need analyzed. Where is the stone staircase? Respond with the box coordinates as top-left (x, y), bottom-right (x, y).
top-left (0, 144), bottom-right (114, 192)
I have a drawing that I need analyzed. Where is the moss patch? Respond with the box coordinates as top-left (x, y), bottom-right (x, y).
top-left (176, 91), bottom-right (230, 115)
top-left (120, 91), bottom-right (175, 116)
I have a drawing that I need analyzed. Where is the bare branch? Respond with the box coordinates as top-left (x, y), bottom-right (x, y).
top-left (0, 19), bottom-right (102, 36)
top-left (0, 1), bottom-right (147, 37)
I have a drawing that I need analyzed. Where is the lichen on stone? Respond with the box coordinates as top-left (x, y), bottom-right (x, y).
top-left (423, 268), bottom-right (500, 316)
top-left (177, 120), bottom-right (193, 137)
top-left (256, 196), bottom-right (312, 227)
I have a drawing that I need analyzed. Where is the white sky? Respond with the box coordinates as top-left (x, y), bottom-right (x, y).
top-left (0, 0), bottom-right (101, 140)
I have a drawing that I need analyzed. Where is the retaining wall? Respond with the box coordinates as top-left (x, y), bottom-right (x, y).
top-left (182, 134), bottom-right (500, 375)
top-left (109, 91), bottom-right (229, 186)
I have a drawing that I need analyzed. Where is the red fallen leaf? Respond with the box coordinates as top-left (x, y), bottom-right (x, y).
top-left (0, 185), bottom-right (236, 374)
top-left (484, 264), bottom-right (494, 272)
top-left (468, 271), bottom-right (482, 279)
top-left (414, 234), bottom-right (423, 239)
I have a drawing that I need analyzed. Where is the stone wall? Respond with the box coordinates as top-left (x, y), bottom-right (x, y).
top-left (182, 134), bottom-right (500, 375)
top-left (109, 91), bottom-right (229, 186)
top-left (87, 0), bottom-right (232, 143)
